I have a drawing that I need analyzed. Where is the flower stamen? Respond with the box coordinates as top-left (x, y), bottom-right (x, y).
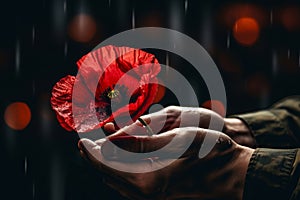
top-left (107, 89), bottom-right (120, 99)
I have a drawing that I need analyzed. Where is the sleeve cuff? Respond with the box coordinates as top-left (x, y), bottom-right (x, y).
top-left (243, 148), bottom-right (298, 200)
top-left (232, 110), bottom-right (293, 148)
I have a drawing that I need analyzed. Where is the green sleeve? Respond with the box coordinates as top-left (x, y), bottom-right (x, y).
top-left (233, 96), bottom-right (300, 148)
top-left (243, 148), bottom-right (300, 200)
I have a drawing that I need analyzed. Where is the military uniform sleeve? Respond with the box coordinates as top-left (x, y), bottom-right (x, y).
top-left (232, 96), bottom-right (300, 148)
top-left (243, 148), bottom-right (300, 200)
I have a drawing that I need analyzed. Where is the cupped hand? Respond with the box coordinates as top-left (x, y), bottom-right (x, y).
top-left (78, 127), bottom-right (254, 200)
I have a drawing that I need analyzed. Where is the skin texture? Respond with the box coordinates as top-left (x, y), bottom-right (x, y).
top-left (78, 106), bottom-right (255, 200)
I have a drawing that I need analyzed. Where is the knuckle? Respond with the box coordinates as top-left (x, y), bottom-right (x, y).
top-left (165, 105), bottom-right (179, 113)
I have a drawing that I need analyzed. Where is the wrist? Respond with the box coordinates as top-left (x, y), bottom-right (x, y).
top-left (223, 118), bottom-right (256, 148)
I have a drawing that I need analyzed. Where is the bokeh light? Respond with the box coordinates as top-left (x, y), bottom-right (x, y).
top-left (220, 4), bottom-right (267, 28)
top-left (68, 14), bottom-right (97, 43)
top-left (280, 7), bottom-right (300, 31)
top-left (245, 74), bottom-right (270, 97)
top-left (233, 17), bottom-right (260, 46)
top-left (153, 79), bottom-right (166, 103)
top-left (138, 11), bottom-right (164, 27)
top-left (4, 102), bottom-right (31, 131)
top-left (202, 100), bottom-right (226, 117)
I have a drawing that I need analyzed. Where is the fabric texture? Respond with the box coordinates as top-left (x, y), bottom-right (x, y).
top-left (234, 96), bottom-right (300, 200)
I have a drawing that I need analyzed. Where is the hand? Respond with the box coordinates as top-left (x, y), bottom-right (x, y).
top-left (105, 105), bottom-right (224, 135)
top-left (104, 106), bottom-right (256, 148)
top-left (78, 127), bottom-right (254, 200)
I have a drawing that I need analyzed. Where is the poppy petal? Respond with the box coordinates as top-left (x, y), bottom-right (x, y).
top-left (51, 45), bottom-right (161, 133)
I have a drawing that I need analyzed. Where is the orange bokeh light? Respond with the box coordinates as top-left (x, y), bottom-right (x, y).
top-left (281, 7), bottom-right (300, 31)
top-left (68, 14), bottom-right (97, 43)
top-left (233, 17), bottom-right (260, 46)
top-left (153, 79), bottom-right (166, 103)
top-left (202, 100), bottom-right (226, 117)
top-left (245, 74), bottom-right (270, 97)
top-left (4, 102), bottom-right (31, 131)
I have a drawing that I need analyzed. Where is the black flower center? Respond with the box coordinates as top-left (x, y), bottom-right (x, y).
top-left (95, 85), bottom-right (141, 122)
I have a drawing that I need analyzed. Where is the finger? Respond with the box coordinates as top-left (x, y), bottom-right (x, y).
top-left (101, 127), bottom-right (212, 161)
top-left (78, 138), bottom-right (162, 174)
top-left (102, 127), bottom-right (234, 161)
top-left (104, 122), bottom-right (150, 141)
top-left (103, 122), bottom-right (117, 134)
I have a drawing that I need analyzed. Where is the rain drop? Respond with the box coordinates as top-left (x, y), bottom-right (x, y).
top-left (270, 9), bottom-right (273, 25)
top-left (32, 183), bottom-right (35, 199)
top-left (272, 50), bottom-right (278, 76)
top-left (288, 49), bottom-right (290, 59)
top-left (227, 31), bottom-right (230, 48)
top-left (132, 8), bottom-right (135, 29)
top-left (298, 50), bottom-right (300, 67)
top-left (185, 0), bottom-right (188, 14)
top-left (15, 40), bottom-right (20, 76)
top-left (24, 157), bottom-right (28, 174)
top-left (64, 42), bottom-right (68, 57)
top-left (63, 0), bottom-right (67, 13)
top-left (32, 80), bottom-right (36, 97)
top-left (32, 26), bottom-right (35, 45)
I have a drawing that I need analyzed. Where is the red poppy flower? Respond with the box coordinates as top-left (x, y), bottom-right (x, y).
top-left (51, 45), bottom-right (161, 133)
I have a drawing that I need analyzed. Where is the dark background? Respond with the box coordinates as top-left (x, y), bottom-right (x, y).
top-left (1, 0), bottom-right (300, 199)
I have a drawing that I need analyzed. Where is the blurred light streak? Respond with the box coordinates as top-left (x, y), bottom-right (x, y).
top-left (32, 183), bottom-right (35, 199)
top-left (32, 80), bottom-right (36, 97)
top-left (52, 0), bottom-right (66, 38)
top-left (200, 6), bottom-right (213, 49)
top-left (185, 0), bottom-right (188, 14)
top-left (227, 31), bottom-right (230, 48)
top-left (288, 49), bottom-right (290, 59)
top-left (108, 0), bottom-right (111, 7)
top-left (4, 126), bottom-right (17, 157)
top-left (64, 41), bottom-right (68, 56)
top-left (170, 1), bottom-right (182, 31)
top-left (132, 8), bottom-right (135, 29)
top-left (272, 50), bottom-right (278, 76)
top-left (24, 157), bottom-right (28, 175)
top-left (299, 50), bottom-right (300, 67)
top-left (259, 93), bottom-right (270, 108)
top-left (63, 0), bottom-right (67, 13)
top-left (38, 94), bottom-right (54, 138)
top-left (15, 40), bottom-right (20, 76)
top-left (51, 156), bottom-right (64, 200)
top-left (32, 26), bottom-right (35, 45)
top-left (270, 9), bottom-right (273, 25)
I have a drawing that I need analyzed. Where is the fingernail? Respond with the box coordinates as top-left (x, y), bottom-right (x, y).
top-left (216, 137), bottom-right (233, 150)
